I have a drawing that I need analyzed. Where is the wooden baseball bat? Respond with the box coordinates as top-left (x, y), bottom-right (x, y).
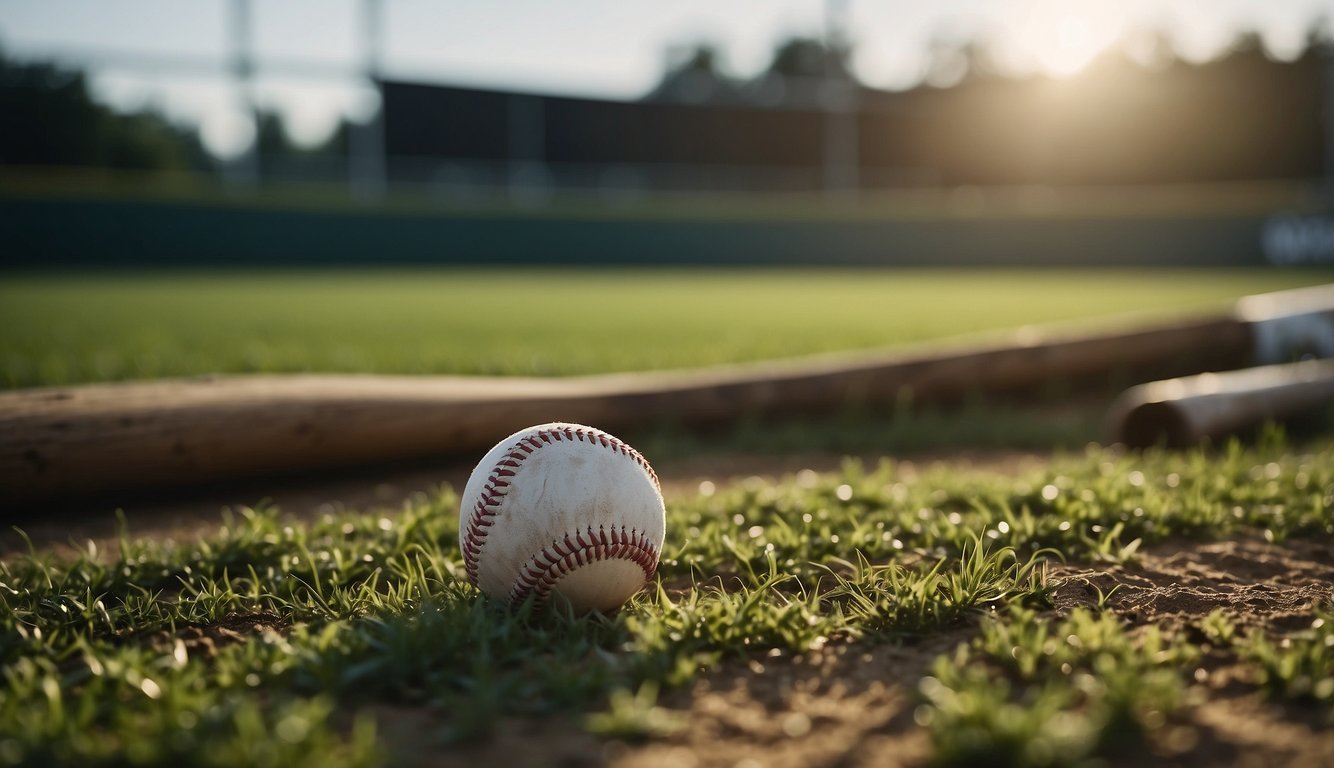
top-left (1109, 358), bottom-right (1334, 448)
top-left (2, 284), bottom-right (1331, 506)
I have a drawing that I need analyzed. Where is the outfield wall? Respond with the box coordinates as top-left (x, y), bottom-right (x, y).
top-left (0, 194), bottom-right (1324, 268)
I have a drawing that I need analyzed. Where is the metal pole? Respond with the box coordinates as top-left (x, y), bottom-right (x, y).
top-left (508, 94), bottom-right (548, 205)
top-left (230, 0), bottom-right (259, 187)
top-left (1324, 50), bottom-right (1334, 191)
top-left (351, 0), bottom-right (388, 200)
top-left (822, 0), bottom-right (859, 198)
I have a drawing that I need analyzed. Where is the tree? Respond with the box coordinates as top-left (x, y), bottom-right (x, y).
top-left (254, 108), bottom-right (299, 171)
top-left (645, 43), bottom-right (741, 104)
top-left (0, 49), bottom-right (213, 173)
top-left (765, 37), bottom-right (853, 81)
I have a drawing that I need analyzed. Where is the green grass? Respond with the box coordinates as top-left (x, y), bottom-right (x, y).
top-left (1232, 610), bottom-right (1334, 709)
top-left (2, 432), bottom-right (1330, 766)
top-left (2, 268), bottom-right (1331, 389)
top-left (921, 607), bottom-right (1200, 766)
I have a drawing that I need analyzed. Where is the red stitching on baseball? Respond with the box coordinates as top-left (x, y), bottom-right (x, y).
top-left (461, 425), bottom-right (660, 587)
top-left (508, 525), bottom-right (659, 605)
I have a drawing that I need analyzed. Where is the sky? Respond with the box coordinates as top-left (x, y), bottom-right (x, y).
top-left (1, 0), bottom-right (1331, 157)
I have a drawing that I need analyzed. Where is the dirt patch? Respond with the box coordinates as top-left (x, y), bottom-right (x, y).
top-left (1044, 534), bottom-right (1334, 768)
top-left (380, 709), bottom-right (611, 768)
top-left (139, 611), bottom-right (289, 659)
top-left (1191, 694), bottom-right (1334, 768)
top-left (612, 633), bottom-right (965, 768)
top-left (1051, 532), bottom-right (1334, 634)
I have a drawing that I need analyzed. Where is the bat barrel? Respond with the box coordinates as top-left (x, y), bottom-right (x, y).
top-left (1110, 358), bottom-right (1334, 448)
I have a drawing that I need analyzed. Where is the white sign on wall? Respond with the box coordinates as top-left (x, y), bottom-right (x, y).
top-left (1263, 214), bottom-right (1334, 266)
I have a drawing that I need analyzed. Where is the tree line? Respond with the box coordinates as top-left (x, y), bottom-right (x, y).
top-left (2, 26), bottom-right (1330, 182)
top-left (0, 47), bottom-right (348, 177)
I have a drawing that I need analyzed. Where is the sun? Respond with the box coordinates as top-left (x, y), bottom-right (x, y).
top-left (1041, 14), bottom-right (1100, 77)
top-left (1003, 2), bottom-right (1125, 79)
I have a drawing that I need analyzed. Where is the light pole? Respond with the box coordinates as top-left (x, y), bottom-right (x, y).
top-left (822, 0), bottom-right (859, 198)
top-left (351, 0), bottom-right (388, 200)
top-left (229, 0), bottom-right (259, 188)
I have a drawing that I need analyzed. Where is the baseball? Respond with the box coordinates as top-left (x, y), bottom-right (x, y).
top-left (459, 422), bottom-right (666, 614)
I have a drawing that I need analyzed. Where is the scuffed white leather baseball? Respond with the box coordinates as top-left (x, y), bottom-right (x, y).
top-left (459, 422), bottom-right (666, 614)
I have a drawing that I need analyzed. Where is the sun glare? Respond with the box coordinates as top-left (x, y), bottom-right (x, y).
top-left (1042, 15), bottom-right (1098, 77)
top-left (1002, 1), bottom-right (1126, 79)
